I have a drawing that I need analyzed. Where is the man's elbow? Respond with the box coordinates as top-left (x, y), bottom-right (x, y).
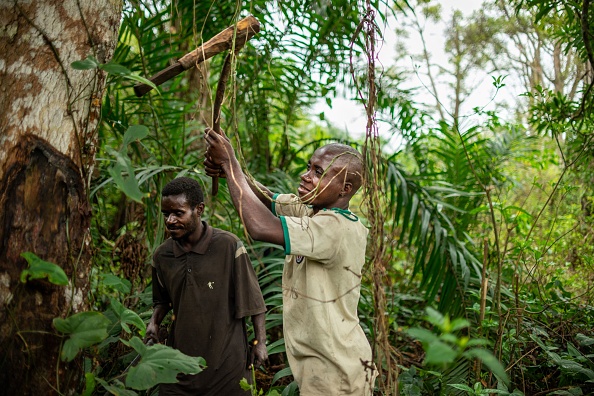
top-left (247, 226), bottom-right (269, 242)
top-left (247, 226), bottom-right (284, 247)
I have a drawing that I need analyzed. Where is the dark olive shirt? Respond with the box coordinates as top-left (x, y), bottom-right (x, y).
top-left (152, 221), bottom-right (266, 395)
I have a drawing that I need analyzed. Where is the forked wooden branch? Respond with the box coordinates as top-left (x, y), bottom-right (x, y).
top-left (133, 15), bottom-right (260, 97)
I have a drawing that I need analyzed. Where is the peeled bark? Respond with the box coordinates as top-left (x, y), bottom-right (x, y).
top-left (0, 0), bottom-right (121, 394)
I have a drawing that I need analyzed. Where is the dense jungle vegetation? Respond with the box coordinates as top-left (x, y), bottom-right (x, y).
top-left (13, 0), bottom-right (594, 394)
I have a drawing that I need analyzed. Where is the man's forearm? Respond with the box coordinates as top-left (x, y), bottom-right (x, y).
top-left (223, 158), bottom-right (285, 245)
top-left (149, 303), bottom-right (170, 326)
top-left (245, 173), bottom-right (273, 210)
top-left (251, 312), bottom-right (267, 345)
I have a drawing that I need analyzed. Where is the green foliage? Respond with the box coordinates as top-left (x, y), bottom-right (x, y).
top-left (406, 307), bottom-right (509, 387)
top-left (531, 332), bottom-right (594, 386)
top-left (82, 372), bottom-right (96, 396)
top-left (240, 367), bottom-right (282, 396)
top-left (53, 312), bottom-right (111, 362)
top-left (448, 381), bottom-right (522, 395)
top-left (71, 55), bottom-right (159, 93)
top-left (121, 337), bottom-right (205, 390)
top-left (109, 298), bottom-right (146, 337)
top-left (19, 252), bottom-right (69, 286)
top-left (382, 158), bottom-right (483, 315)
top-left (105, 125), bottom-right (151, 203)
top-left (101, 273), bottom-right (132, 295)
top-left (95, 378), bottom-right (138, 396)
top-left (80, 0), bottom-right (594, 394)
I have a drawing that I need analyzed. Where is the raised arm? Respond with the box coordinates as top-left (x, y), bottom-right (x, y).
top-left (203, 139), bottom-right (273, 210)
top-left (204, 129), bottom-right (284, 246)
top-left (247, 176), bottom-right (274, 211)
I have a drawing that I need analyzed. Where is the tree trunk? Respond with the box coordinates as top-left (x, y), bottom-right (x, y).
top-left (0, 0), bottom-right (121, 394)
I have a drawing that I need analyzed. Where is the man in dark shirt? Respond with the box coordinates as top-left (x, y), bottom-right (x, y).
top-left (145, 177), bottom-right (267, 395)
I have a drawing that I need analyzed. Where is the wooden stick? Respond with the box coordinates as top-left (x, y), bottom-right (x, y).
top-left (210, 53), bottom-right (233, 196)
top-left (133, 15), bottom-right (260, 97)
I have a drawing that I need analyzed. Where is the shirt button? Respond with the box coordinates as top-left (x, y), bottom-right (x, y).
top-left (187, 268), bottom-right (191, 272)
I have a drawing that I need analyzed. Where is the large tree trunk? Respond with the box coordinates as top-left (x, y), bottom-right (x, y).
top-left (0, 0), bottom-right (121, 394)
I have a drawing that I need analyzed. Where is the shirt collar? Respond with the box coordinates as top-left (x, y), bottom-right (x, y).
top-left (172, 221), bottom-right (213, 257)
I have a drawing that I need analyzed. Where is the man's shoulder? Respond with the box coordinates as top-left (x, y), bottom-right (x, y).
top-left (210, 228), bottom-right (250, 259)
top-left (154, 238), bottom-right (175, 257)
top-left (313, 209), bottom-right (368, 237)
top-left (211, 227), bottom-right (242, 244)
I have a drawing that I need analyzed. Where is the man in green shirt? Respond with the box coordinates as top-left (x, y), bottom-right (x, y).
top-left (204, 131), bottom-right (376, 395)
top-left (146, 177), bottom-right (267, 395)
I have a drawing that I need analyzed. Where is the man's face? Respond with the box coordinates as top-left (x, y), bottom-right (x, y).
top-left (161, 194), bottom-right (203, 242)
top-left (297, 147), bottom-right (347, 209)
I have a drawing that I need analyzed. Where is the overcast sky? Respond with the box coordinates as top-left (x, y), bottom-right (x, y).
top-left (312, 0), bottom-right (486, 146)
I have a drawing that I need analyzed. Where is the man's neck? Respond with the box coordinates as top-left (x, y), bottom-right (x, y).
top-left (178, 222), bottom-right (205, 251)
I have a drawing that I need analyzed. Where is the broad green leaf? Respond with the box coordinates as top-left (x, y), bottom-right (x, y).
top-left (464, 348), bottom-right (510, 386)
top-left (440, 333), bottom-right (458, 345)
top-left (424, 340), bottom-right (457, 366)
top-left (120, 310), bottom-right (146, 336)
top-left (96, 378), bottom-right (138, 396)
top-left (469, 205), bottom-right (489, 215)
top-left (101, 274), bottom-right (132, 294)
top-left (71, 56), bottom-right (100, 70)
top-left (450, 318), bottom-right (470, 332)
top-left (108, 156), bottom-right (145, 203)
top-left (82, 373), bottom-right (96, 396)
top-left (20, 252), bottom-right (68, 286)
top-left (406, 327), bottom-right (439, 345)
top-left (466, 338), bottom-right (490, 347)
top-left (122, 125), bottom-right (150, 148)
top-left (100, 62), bottom-right (131, 75)
top-left (239, 378), bottom-right (252, 391)
top-left (424, 307), bottom-right (445, 328)
top-left (53, 312), bottom-right (111, 361)
top-left (123, 337), bottom-right (206, 390)
top-left (110, 298), bottom-right (146, 336)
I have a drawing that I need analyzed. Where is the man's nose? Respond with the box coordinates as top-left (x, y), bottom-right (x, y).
top-left (166, 214), bottom-right (176, 224)
top-left (300, 171), bottom-right (311, 181)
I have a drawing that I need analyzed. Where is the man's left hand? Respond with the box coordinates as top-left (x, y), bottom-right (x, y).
top-left (204, 127), bottom-right (235, 167)
top-left (249, 340), bottom-right (268, 369)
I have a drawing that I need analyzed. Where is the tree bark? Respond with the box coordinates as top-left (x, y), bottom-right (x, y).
top-left (0, 0), bottom-right (121, 394)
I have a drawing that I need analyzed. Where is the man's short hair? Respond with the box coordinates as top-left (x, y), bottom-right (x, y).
top-left (322, 143), bottom-right (364, 193)
top-left (162, 177), bottom-right (204, 208)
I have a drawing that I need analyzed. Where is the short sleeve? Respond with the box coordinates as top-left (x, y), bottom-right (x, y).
top-left (281, 211), bottom-right (342, 264)
top-left (272, 193), bottom-right (313, 218)
top-left (151, 265), bottom-right (171, 307)
top-left (233, 240), bottom-right (266, 318)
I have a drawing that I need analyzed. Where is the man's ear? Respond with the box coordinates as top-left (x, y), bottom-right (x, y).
top-left (341, 182), bottom-right (353, 197)
top-left (194, 202), bottom-right (205, 215)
